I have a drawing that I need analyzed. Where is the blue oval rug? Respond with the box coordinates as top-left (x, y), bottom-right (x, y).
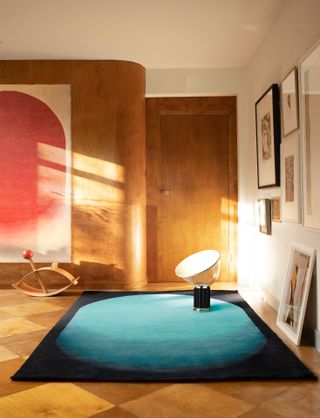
top-left (57, 294), bottom-right (266, 371)
top-left (11, 290), bottom-right (316, 381)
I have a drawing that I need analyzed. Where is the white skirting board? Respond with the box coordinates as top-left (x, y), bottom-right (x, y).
top-left (261, 287), bottom-right (279, 311)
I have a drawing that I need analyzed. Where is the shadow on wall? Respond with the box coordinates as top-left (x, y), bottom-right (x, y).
top-left (303, 260), bottom-right (318, 345)
top-left (70, 261), bottom-right (126, 289)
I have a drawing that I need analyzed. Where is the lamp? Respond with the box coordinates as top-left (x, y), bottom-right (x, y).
top-left (175, 250), bottom-right (220, 311)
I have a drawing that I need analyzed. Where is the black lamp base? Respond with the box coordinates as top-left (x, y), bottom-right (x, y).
top-left (193, 285), bottom-right (211, 312)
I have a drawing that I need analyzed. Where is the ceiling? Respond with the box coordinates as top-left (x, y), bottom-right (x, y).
top-left (0, 0), bottom-right (285, 69)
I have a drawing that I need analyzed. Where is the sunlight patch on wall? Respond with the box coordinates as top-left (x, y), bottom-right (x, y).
top-left (73, 175), bottom-right (125, 204)
top-left (128, 204), bottom-right (144, 278)
top-left (73, 152), bottom-right (125, 184)
top-left (238, 201), bottom-right (256, 286)
top-left (71, 153), bottom-right (126, 269)
top-left (72, 153), bottom-right (125, 205)
top-left (254, 201), bottom-right (267, 289)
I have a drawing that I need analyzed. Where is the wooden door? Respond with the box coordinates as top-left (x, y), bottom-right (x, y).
top-left (146, 97), bottom-right (237, 282)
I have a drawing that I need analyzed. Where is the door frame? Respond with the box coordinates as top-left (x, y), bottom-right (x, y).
top-left (146, 96), bottom-right (238, 283)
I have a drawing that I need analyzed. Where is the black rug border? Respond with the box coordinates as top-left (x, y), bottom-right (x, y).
top-left (11, 290), bottom-right (317, 382)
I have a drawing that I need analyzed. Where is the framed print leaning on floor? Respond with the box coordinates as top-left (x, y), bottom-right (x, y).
top-left (277, 242), bottom-right (315, 345)
top-left (255, 84), bottom-right (281, 188)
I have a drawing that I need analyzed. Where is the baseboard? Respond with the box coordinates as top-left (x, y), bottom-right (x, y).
top-left (261, 287), bottom-right (279, 311)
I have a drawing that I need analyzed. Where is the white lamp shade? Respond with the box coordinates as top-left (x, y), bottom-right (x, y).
top-left (175, 249), bottom-right (220, 286)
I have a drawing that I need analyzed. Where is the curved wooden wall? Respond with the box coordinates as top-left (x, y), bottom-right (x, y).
top-left (0, 60), bottom-right (146, 289)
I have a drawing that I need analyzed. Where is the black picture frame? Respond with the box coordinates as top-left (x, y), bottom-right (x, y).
top-left (255, 84), bottom-right (281, 188)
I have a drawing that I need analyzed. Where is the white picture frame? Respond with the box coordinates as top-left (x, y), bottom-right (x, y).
top-left (271, 197), bottom-right (281, 223)
top-left (281, 68), bottom-right (299, 137)
top-left (300, 43), bottom-right (320, 230)
top-left (277, 242), bottom-right (315, 345)
top-left (280, 132), bottom-right (301, 223)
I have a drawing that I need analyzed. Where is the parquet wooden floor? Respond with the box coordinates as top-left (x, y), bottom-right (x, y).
top-left (0, 283), bottom-right (319, 418)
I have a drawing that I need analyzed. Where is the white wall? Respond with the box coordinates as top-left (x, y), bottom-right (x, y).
top-left (146, 0), bottom-right (320, 348)
top-left (146, 68), bottom-right (255, 286)
top-left (246, 0), bottom-right (320, 346)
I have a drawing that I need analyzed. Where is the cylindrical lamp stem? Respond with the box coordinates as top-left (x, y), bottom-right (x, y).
top-left (193, 285), bottom-right (211, 312)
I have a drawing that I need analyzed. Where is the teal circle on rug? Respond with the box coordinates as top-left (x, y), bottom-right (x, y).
top-left (57, 294), bottom-right (267, 371)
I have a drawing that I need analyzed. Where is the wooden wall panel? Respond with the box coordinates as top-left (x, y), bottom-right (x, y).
top-left (0, 60), bottom-right (146, 290)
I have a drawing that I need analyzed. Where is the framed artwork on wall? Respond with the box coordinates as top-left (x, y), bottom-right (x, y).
top-left (258, 198), bottom-right (272, 235)
top-left (281, 68), bottom-right (299, 137)
top-left (255, 84), bottom-right (281, 188)
top-left (0, 85), bottom-right (71, 262)
top-left (277, 242), bottom-right (315, 345)
top-left (280, 132), bottom-right (301, 223)
top-left (271, 197), bottom-right (281, 222)
top-left (300, 42), bottom-right (320, 230)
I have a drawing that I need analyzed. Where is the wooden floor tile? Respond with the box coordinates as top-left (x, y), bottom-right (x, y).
top-left (245, 304), bottom-right (277, 320)
top-left (212, 282), bottom-right (238, 290)
top-left (0, 301), bottom-right (64, 317)
top-left (77, 382), bottom-right (168, 405)
top-left (238, 406), bottom-right (285, 418)
top-left (0, 294), bottom-right (33, 307)
top-left (90, 406), bottom-right (137, 418)
top-left (121, 383), bottom-right (254, 418)
top-left (294, 346), bottom-right (320, 373)
top-left (260, 381), bottom-right (320, 417)
top-left (26, 309), bottom-right (66, 328)
top-left (204, 380), bottom-right (294, 405)
top-left (47, 297), bottom-right (79, 309)
top-left (0, 318), bottom-right (45, 339)
top-left (0, 288), bottom-right (319, 418)
top-left (140, 283), bottom-right (193, 291)
top-left (0, 345), bottom-right (19, 362)
top-left (141, 282), bottom-right (237, 292)
top-left (0, 383), bottom-right (114, 418)
top-left (0, 329), bottom-right (49, 356)
top-left (0, 358), bottom-right (42, 397)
